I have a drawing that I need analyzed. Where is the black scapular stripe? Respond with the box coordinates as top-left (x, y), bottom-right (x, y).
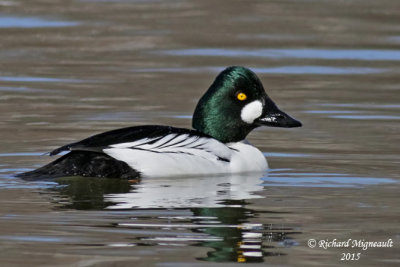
top-left (17, 151), bottom-right (140, 180)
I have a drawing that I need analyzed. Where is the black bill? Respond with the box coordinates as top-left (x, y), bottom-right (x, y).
top-left (254, 98), bottom-right (302, 128)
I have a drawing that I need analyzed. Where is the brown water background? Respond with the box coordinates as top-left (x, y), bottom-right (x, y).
top-left (0, 0), bottom-right (399, 266)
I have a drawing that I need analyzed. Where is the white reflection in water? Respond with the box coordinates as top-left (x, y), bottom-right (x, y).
top-left (105, 173), bottom-right (265, 209)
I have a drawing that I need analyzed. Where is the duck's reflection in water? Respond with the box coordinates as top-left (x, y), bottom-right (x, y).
top-left (105, 173), bottom-right (265, 209)
top-left (52, 177), bottom-right (132, 210)
top-left (191, 202), bottom-right (294, 263)
top-left (51, 173), bottom-right (299, 263)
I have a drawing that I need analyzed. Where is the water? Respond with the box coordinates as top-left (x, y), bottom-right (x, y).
top-left (1, 0), bottom-right (399, 266)
top-left (157, 48), bottom-right (400, 61)
top-left (131, 65), bottom-right (387, 75)
top-left (0, 15), bottom-right (79, 28)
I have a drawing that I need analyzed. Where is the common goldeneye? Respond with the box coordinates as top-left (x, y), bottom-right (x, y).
top-left (18, 66), bottom-right (301, 180)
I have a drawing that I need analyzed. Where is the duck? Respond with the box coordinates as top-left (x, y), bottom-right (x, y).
top-left (17, 66), bottom-right (301, 180)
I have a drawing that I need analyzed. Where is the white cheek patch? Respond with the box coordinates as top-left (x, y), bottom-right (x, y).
top-left (240, 100), bottom-right (263, 124)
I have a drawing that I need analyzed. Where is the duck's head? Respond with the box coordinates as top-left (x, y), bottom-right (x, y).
top-left (192, 66), bottom-right (302, 143)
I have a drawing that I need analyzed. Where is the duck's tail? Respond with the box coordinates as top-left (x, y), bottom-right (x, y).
top-left (16, 151), bottom-right (140, 180)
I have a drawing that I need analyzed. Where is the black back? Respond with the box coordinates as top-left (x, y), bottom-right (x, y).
top-left (50, 125), bottom-right (211, 155)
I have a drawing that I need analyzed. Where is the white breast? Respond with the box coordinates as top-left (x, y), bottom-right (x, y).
top-left (103, 134), bottom-right (268, 177)
top-left (227, 141), bottom-right (269, 173)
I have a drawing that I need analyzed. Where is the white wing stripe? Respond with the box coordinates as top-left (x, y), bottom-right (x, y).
top-left (106, 133), bottom-right (233, 163)
top-left (173, 136), bottom-right (201, 148)
top-left (157, 134), bottom-right (189, 148)
top-left (147, 134), bottom-right (177, 149)
top-left (139, 134), bottom-right (177, 150)
top-left (109, 134), bottom-right (177, 150)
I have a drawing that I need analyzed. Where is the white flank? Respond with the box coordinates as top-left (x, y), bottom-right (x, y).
top-left (103, 134), bottom-right (268, 177)
top-left (240, 100), bottom-right (263, 124)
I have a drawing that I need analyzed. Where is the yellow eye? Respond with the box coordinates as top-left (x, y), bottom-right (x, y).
top-left (236, 92), bottom-right (247, 101)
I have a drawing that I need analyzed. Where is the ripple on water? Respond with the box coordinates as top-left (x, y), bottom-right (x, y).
top-left (304, 110), bottom-right (361, 114)
top-left (329, 115), bottom-right (400, 120)
top-left (0, 86), bottom-right (49, 93)
top-left (387, 36), bottom-right (400, 43)
top-left (132, 66), bottom-right (386, 75)
top-left (317, 103), bottom-right (400, 109)
top-left (0, 152), bottom-right (46, 157)
top-left (0, 15), bottom-right (79, 28)
top-left (251, 66), bottom-right (385, 75)
top-left (0, 76), bottom-right (82, 83)
top-left (263, 152), bottom-right (314, 158)
top-left (263, 170), bottom-right (397, 188)
top-left (157, 48), bottom-right (400, 61)
top-left (80, 0), bottom-right (165, 3)
top-left (306, 103), bottom-right (400, 120)
top-left (0, 236), bottom-right (66, 242)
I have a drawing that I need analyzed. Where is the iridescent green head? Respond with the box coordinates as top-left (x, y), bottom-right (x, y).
top-left (192, 66), bottom-right (301, 143)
